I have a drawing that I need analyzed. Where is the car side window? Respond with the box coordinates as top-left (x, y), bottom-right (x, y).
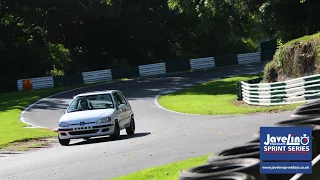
top-left (118, 92), bottom-right (128, 104)
top-left (117, 92), bottom-right (127, 105)
top-left (67, 98), bottom-right (79, 112)
top-left (112, 92), bottom-right (122, 107)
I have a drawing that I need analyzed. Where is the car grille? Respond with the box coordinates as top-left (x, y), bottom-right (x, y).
top-left (70, 122), bottom-right (95, 126)
top-left (69, 129), bottom-right (99, 135)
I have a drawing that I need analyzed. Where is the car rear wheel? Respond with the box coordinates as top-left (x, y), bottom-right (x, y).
top-left (58, 136), bottom-right (70, 146)
top-left (111, 121), bottom-right (121, 140)
top-left (83, 137), bottom-right (91, 141)
top-left (126, 117), bottom-right (135, 135)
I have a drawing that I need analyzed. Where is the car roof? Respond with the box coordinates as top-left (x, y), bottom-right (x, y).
top-left (74, 90), bottom-right (119, 97)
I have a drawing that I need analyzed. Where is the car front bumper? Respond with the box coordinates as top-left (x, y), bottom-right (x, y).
top-left (57, 123), bottom-right (114, 140)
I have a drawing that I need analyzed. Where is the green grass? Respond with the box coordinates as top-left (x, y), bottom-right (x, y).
top-left (285, 32), bottom-right (320, 46)
top-left (158, 74), bottom-right (301, 115)
top-left (111, 154), bottom-right (209, 180)
top-left (0, 80), bottom-right (112, 149)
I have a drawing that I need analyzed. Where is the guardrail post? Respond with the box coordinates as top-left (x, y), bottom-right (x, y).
top-left (237, 82), bottom-right (243, 101)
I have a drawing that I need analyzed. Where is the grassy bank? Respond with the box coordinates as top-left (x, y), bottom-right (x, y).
top-left (264, 32), bottom-right (320, 82)
top-left (112, 154), bottom-right (209, 180)
top-left (158, 74), bottom-right (300, 115)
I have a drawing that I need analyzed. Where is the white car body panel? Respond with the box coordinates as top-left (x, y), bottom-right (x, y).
top-left (59, 109), bottom-right (116, 124)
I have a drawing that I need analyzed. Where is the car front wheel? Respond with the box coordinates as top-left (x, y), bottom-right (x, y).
top-left (111, 121), bottom-right (121, 140)
top-left (58, 136), bottom-right (70, 146)
top-left (126, 117), bottom-right (135, 135)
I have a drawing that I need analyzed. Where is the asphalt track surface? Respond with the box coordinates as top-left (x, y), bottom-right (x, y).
top-left (0, 63), bottom-right (293, 180)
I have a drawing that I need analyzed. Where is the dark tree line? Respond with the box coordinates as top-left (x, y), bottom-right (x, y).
top-left (1, 0), bottom-right (320, 92)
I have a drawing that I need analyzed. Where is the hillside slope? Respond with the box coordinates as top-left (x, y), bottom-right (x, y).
top-left (263, 32), bottom-right (320, 82)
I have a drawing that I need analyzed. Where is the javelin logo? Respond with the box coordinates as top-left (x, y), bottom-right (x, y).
top-left (263, 133), bottom-right (310, 154)
top-left (264, 134), bottom-right (310, 146)
top-left (260, 126), bottom-right (312, 161)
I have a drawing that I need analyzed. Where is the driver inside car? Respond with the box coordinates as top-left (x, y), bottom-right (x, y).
top-left (78, 99), bottom-right (90, 111)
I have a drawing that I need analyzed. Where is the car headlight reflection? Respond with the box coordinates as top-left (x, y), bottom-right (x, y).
top-left (96, 117), bottom-right (111, 124)
top-left (59, 122), bottom-right (70, 127)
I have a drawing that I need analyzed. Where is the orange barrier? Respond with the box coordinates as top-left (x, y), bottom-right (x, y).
top-left (22, 79), bottom-right (33, 91)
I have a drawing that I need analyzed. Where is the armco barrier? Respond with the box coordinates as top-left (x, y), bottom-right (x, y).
top-left (237, 52), bottom-right (261, 65)
top-left (82, 69), bottom-right (112, 84)
top-left (15, 51), bottom-right (264, 91)
top-left (189, 57), bottom-right (215, 70)
top-left (138, 62), bottom-right (166, 77)
top-left (237, 77), bottom-right (262, 101)
top-left (17, 77), bottom-right (54, 91)
top-left (31, 76), bottom-right (54, 90)
top-left (17, 79), bottom-right (23, 91)
top-left (239, 74), bottom-right (320, 106)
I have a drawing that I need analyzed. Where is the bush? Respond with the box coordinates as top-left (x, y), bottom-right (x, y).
top-left (263, 32), bottom-right (320, 82)
top-left (47, 42), bottom-right (72, 76)
top-left (263, 60), bottom-right (279, 83)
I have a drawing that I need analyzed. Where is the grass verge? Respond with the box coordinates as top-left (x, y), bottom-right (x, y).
top-left (0, 80), bottom-right (112, 149)
top-left (111, 154), bottom-right (209, 180)
top-left (158, 73), bottom-right (302, 115)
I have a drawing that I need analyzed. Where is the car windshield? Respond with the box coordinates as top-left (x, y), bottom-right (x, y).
top-left (66, 94), bottom-right (114, 113)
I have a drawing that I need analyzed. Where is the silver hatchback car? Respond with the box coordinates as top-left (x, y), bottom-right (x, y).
top-left (57, 90), bottom-right (135, 146)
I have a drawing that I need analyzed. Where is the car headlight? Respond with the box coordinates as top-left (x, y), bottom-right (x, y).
top-left (96, 117), bottom-right (111, 124)
top-left (59, 122), bottom-right (70, 127)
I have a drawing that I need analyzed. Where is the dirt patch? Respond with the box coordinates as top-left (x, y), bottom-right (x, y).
top-left (0, 138), bottom-right (58, 157)
top-left (231, 99), bottom-right (296, 114)
top-left (232, 100), bottom-right (256, 107)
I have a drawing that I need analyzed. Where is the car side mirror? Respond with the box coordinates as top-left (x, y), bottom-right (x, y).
top-left (59, 109), bottom-right (66, 114)
top-left (118, 104), bottom-right (125, 111)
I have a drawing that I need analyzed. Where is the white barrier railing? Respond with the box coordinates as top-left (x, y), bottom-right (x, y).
top-left (237, 52), bottom-right (261, 65)
top-left (17, 76), bottom-right (54, 91)
top-left (82, 69), bottom-right (112, 84)
top-left (138, 62), bottom-right (166, 77)
top-left (16, 51), bottom-right (262, 91)
top-left (190, 57), bottom-right (215, 70)
top-left (241, 74), bottom-right (320, 106)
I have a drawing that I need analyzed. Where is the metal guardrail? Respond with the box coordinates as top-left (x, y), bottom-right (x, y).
top-left (82, 69), bottom-right (112, 84)
top-left (138, 62), bottom-right (166, 77)
top-left (17, 76), bottom-right (55, 91)
top-left (31, 76), bottom-right (54, 90)
top-left (17, 80), bottom-right (23, 91)
top-left (237, 77), bottom-right (262, 101)
top-left (16, 51), bottom-right (263, 91)
top-left (189, 57), bottom-right (215, 70)
top-left (239, 74), bottom-right (320, 106)
top-left (237, 52), bottom-right (261, 65)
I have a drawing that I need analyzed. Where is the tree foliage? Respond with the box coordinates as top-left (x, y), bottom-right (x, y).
top-left (1, 0), bottom-right (320, 92)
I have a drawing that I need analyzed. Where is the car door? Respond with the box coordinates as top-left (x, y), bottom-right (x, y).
top-left (112, 92), bottom-right (125, 127)
top-left (117, 91), bottom-right (132, 125)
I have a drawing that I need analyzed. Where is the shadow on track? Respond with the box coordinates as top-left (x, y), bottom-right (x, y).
top-left (69, 132), bottom-right (151, 146)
